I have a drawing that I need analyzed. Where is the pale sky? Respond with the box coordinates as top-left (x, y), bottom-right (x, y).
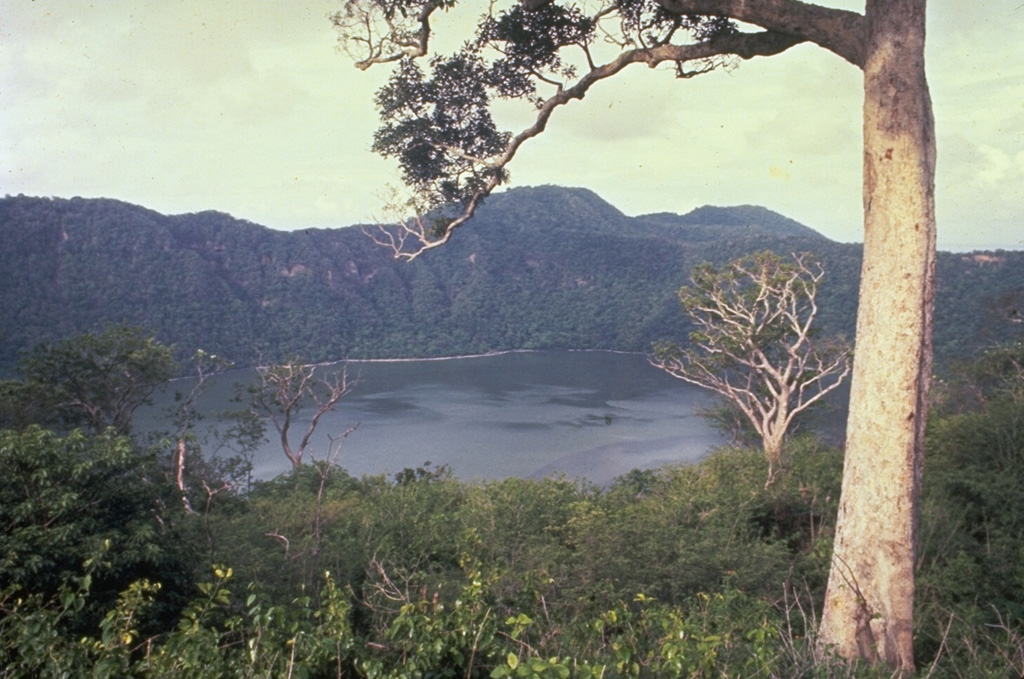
top-left (1, 1), bottom-right (1022, 251)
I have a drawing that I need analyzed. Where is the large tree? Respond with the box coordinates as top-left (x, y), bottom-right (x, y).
top-left (651, 251), bottom-right (851, 482)
top-left (335, 0), bottom-right (935, 669)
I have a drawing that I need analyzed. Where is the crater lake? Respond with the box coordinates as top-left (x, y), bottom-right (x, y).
top-left (144, 350), bottom-right (730, 485)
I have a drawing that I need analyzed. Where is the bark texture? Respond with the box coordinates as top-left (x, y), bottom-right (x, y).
top-left (817, 0), bottom-right (935, 670)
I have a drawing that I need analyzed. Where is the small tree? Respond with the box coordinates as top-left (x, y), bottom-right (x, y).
top-left (166, 349), bottom-right (234, 513)
top-left (651, 251), bottom-right (850, 481)
top-left (13, 325), bottom-right (178, 435)
top-left (250, 360), bottom-right (354, 470)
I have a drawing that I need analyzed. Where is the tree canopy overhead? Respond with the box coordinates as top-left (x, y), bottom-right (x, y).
top-left (333, 0), bottom-right (863, 260)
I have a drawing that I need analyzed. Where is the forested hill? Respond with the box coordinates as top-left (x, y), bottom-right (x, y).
top-left (1, 186), bottom-right (1020, 375)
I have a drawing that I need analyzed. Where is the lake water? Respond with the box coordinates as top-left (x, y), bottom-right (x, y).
top-left (148, 351), bottom-right (727, 485)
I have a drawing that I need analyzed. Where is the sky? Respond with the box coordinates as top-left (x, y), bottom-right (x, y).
top-left (1, 1), bottom-right (1022, 251)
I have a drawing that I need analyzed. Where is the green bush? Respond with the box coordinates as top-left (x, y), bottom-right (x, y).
top-left (0, 427), bottom-right (197, 636)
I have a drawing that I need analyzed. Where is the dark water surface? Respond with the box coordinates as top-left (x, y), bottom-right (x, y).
top-left (147, 351), bottom-right (727, 485)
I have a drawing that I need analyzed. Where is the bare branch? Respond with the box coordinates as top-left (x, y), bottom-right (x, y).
top-left (252, 359), bottom-right (357, 469)
top-left (651, 251), bottom-right (851, 469)
top-left (266, 530), bottom-right (290, 555)
top-left (332, 0), bottom-right (447, 70)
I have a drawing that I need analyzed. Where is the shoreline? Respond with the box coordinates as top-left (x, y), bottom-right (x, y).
top-left (168, 348), bottom-right (647, 381)
top-left (339, 348), bottom-right (537, 365)
top-left (323, 347), bottom-right (645, 367)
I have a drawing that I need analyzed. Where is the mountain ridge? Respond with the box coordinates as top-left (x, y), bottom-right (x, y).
top-left (3, 185), bottom-right (827, 240)
top-left (0, 187), bottom-right (1020, 375)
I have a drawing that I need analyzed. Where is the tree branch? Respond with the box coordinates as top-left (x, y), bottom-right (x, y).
top-left (376, 28), bottom-right (802, 260)
top-left (655, 0), bottom-right (865, 66)
top-left (333, 0), bottom-right (446, 70)
top-left (253, 360), bottom-right (354, 469)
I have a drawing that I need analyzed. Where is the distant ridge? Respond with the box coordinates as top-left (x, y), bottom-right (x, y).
top-left (638, 204), bottom-right (824, 241)
top-left (680, 204), bottom-right (822, 237)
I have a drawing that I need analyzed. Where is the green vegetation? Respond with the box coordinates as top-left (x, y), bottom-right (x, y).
top-left (1, 332), bottom-right (1022, 677)
top-left (0, 326), bottom-right (177, 434)
top-left (1, 188), bottom-right (1020, 376)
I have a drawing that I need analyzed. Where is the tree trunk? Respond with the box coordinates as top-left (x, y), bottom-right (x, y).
top-left (175, 438), bottom-right (194, 514)
top-left (817, 0), bottom-right (935, 671)
top-left (761, 421), bottom-right (786, 485)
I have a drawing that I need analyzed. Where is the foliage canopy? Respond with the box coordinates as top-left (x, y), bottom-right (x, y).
top-left (8, 325), bottom-right (177, 435)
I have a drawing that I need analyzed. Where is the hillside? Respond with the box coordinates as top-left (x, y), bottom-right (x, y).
top-left (0, 186), bottom-right (1020, 375)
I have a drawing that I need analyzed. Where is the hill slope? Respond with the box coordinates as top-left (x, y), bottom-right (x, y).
top-left (0, 186), bottom-right (1020, 374)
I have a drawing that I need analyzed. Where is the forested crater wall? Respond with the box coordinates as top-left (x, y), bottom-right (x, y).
top-left (1, 186), bottom-right (1019, 374)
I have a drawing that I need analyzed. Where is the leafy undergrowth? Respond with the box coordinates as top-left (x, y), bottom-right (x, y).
top-left (3, 345), bottom-right (1024, 677)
